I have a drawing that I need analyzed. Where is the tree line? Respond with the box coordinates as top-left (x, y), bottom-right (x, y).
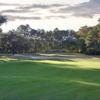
top-left (0, 15), bottom-right (100, 55)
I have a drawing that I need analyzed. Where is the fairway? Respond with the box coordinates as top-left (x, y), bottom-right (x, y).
top-left (0, 56), bottom-right (100, 100)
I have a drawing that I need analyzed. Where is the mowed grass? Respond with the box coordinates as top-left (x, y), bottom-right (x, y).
top-left (0, 57), bottom-right (100, 100)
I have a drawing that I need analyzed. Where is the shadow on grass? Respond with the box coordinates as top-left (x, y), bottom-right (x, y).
top-left (0, 58), bottom-right (100, 100)
top-left (0, 58), bottom-right (100, 87)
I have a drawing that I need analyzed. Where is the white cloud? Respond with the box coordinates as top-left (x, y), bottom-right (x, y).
top-left (54, 0), bottom-right (100, 18)
top-left (0, 0), bottom-right (99, 32)
top-left (0, 0), bottom-right (89, 4)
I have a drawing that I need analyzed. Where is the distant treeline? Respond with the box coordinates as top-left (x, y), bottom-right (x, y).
top-left (0, 15), bottom-right (100, 55)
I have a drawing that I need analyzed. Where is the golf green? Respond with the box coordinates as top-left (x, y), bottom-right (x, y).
top-left (0, 57), bottom-right (100, 100)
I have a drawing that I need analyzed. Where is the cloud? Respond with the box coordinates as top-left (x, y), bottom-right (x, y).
top-left (51, 0), bottom-right (100, 18)
top-left (0, 3), bottom-right (66, 19)
top-left (45, 15), bottom-right (66, 19)
top-left (0, 3), bottom-right (66, 9)
top-left (0, 3), bottom-right (20, 6)
top-left (6, 15), bottom-right (41, 21)
top-left (18, 4), bottom-right (66, 10)
top-left (0, 9), bottom-right (36, 14)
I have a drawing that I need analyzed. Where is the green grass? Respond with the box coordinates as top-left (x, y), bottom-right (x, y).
top-left (0, 57), bottom-right (100, 100)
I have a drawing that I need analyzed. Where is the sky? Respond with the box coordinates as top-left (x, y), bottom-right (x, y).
top-left (0, 0), bottom-right (100, 32)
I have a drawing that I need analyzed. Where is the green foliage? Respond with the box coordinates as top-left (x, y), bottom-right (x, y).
top-left (86, 27), bottom-right (100, 54)
top-left (78, 24), bottom-right (100, 55)
top-left (0, 17), bottom-right (100, 54)
top-left (0, 25), bottom-right (80, 53)
top-left (0, 15), bottom-right (7, 26)
top-left (0, 33), bottom-right (32, 53)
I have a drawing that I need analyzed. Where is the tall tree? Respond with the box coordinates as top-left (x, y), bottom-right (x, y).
top-left (85, 29), bottom-right (99, 54)
top-left (0, 15), bottom-right (7, 26)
